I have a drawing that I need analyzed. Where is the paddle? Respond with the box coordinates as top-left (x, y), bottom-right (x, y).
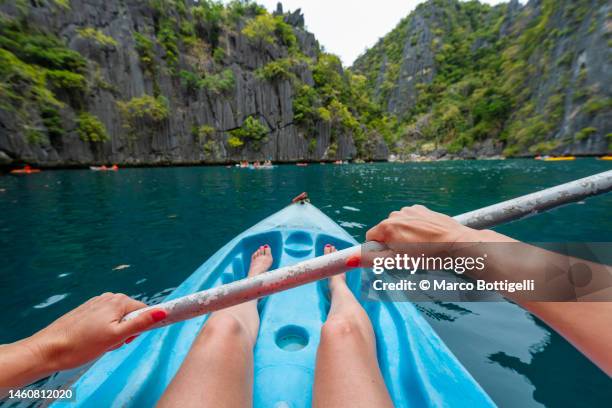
top-left (123, 170), bottom-right (612, 329)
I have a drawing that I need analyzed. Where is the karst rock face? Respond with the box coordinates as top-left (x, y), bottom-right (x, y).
top-left (0, 0), bottom-right (387, 166)
top-left (353, 0), bottom-right (611, 158)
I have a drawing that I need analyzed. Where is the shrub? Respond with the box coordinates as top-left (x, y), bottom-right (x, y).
top-left (293, 84), bottom-right (320, 128)
top-left (41, 107), bottom-right (64, 138)
top-left (583, 98), bottom-right (612, 115)
top-left (256, 58), bottom-right (296, 81)
top-left (46, 69), bottom-right (87, 91)
top-left (575, 127), bottom-right (597, 141)
top-left (226, 0), bottom-right (266, 24)
top-left (242, 14), bottom-right (276, 46)
top-left (179, 70), bottom-right (202, 92)
top-left (0, 24), bottom-right (86, 72)
top-left (212, 47), bottom-right (225, 64)
top-left (134, 32), bottom-right (156, 75)
top-left (317, 107), bottom-right (331, 122)
top-left (192, 124), bottom-right (215, 140)
top-left (242, 14), bottom-right (296, 49)
top-left (0, 49), bottom-right (59, 108)
top-left (328, 99), bottom-right (359, 131)
top-left (76, 112), bottom-right (109, 142)
top-left (308, 138), bottom-right (317, 153)
top-left (192, 1), bottom-right (225, 46)
top-left (326, 142), bottom-right (338, 157)
top-left (201, 69), bottom-right (235, 94)
top-left (158, 21), bottom-right (179, 69)
top-left (180, 69), bottom-right (234, 94)
top-left (203, 139), bottom-right (219, 154)
top-left (25, 127), bottom-right (46, 145)
top-left (227, 135), bottom-right (244, 148)
top-left (229, 116), bottom-right (268, 141)
top-left (117, 94), bottom-right (169, 131)
top-left (76, 27), bottom-right (118, 47)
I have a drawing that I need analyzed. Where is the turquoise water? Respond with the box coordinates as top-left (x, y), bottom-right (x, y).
top-left (1, 160), bottom-right (611, 407)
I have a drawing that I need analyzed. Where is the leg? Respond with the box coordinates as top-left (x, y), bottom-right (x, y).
top-left (157, 245), bottom-right (273, 408)
top-left (313, 245), bottom-right (393, 408)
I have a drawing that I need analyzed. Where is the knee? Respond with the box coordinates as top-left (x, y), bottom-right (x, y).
top-left (200, 313), bottom-right (252, 348)
top-left (320, 313), bottom-right (373, 347)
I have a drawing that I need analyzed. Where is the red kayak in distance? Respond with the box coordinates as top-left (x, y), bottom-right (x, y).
top-left (10, 165), bottom-right (41, 175)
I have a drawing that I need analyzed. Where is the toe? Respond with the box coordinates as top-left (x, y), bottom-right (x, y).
top-left (263, 244), bottom-right (270, 255)
top-left (324, 244), bottom-right (337, 254)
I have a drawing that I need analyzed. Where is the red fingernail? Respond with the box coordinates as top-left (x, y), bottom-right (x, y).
top-left (151, 310), bottom-right (167, 322)
top-left (346, 255), bottom-right (361, 267)
top-left (125, 335), bottom-right (138, 344)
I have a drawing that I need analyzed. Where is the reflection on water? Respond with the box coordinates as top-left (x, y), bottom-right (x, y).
top-left (488, 317), bottom-right (612, 407)
top-left (0, 159), bottom-right (610, 407)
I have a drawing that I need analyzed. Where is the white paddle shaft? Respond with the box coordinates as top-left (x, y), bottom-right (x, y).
top-left (124, 170), bottom-right (612, 329)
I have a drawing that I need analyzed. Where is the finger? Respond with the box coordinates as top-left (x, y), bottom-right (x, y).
top-left (119, 296), bottom-right (148, 315)
top-left (116, 308), bottom-right (167, 337)
top-left (366, 220), bottom-right (392, 242)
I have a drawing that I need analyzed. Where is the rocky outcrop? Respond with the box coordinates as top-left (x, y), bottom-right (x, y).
top-left (0, 0), bottom-right (387, 166)
top-left (353, 0), bottom-right (611, 156)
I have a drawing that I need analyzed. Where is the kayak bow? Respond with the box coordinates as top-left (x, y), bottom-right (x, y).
top-left (52, 203), bottom-right (494, 407)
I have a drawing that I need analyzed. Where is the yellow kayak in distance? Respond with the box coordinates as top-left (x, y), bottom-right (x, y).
top-left (597, 156), bottom-right (612, 161)
top-left (542, 156), bottom-right (576, 161)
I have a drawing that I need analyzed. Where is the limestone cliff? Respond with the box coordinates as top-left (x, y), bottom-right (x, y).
top-left (0, 0), bottom-right (388, 166)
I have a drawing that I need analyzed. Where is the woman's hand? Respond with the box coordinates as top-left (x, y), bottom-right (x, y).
top-left (26, 293), bottom-right (166, 372)
top-left (0, 293), bottom-right (167, 390)
top-left (366, 205), bottom-right (483, 248)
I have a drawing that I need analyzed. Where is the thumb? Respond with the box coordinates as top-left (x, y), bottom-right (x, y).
top-left (118, 308), bottom-right (168, 337)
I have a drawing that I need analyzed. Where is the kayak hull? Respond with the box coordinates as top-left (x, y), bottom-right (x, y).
top-left (52, 203), bottom-right (494, 407)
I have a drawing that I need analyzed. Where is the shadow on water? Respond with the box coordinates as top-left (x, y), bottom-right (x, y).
top-left (488, 316), bottom-right (612, 408)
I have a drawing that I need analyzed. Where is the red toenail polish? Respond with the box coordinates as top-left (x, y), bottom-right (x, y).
top-left (325, 244), bottom-right (330, 248)
top-left (264, 244), bottom-right (269, 248)
top-left (151, 310), bottom-right (167, 322)
top-left (345, 255), bottom-right (361, 268)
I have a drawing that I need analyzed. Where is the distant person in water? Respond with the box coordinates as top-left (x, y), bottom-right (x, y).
top-left (1, 206), bottom-right (610, 400)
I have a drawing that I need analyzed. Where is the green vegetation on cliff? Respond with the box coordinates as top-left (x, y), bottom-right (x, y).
top-left (0, 0), bottom-right (608, 164)
top-left (353, 0), bottom-right (611, 156)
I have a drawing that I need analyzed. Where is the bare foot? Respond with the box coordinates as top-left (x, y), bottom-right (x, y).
top-left (325, 244), bottom-right (347, 292)
top-left (248, 245), bottom-right (273, 277)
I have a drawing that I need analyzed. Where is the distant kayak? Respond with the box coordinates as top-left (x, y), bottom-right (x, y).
top-left (52, 202), bottom-right (494, 408)
top-left (296, 162), bottom-right (308, 166)
top-left (597, 156), bottom-right (612, 161)
top-left (10, 165), bottom-right (40, 174)
top-left (542, 156), bottom-right (575, 161)
top-left (90, 165), bottom-right (118, 171)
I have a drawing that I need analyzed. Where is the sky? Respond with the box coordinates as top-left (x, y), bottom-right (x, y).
top-left (240, 0), bottom-right (509, 66)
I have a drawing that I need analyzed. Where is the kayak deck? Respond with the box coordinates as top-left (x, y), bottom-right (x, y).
top-left (53, 203), bottom-right (493, 407)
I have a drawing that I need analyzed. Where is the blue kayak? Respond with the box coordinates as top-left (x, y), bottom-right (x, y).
top-left (53, 202), bottom-right (494, 407)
